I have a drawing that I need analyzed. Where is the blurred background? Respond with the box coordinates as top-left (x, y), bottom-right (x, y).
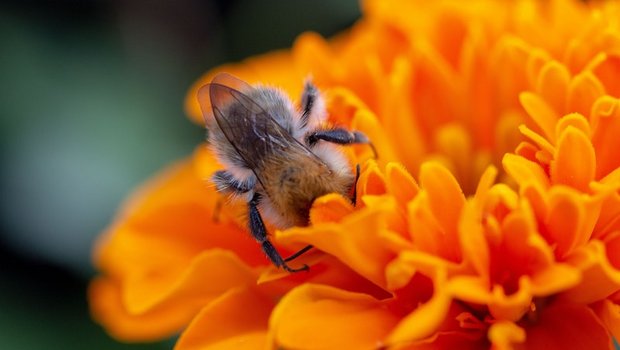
top-left (0, 0), bottom-right (359, 348)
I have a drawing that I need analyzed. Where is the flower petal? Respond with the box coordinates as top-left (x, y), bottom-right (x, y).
top-left (459, 166), bottom-right (498, 280)
top-left (269, 284), bottom-right (399, 349)
top-left (591, 96), bottom-right (620, 179)
top-left (590, 53), bottom-right (620, 97)
top-left (519, 302), bottom-right (612, 350)
top-left (535, 60), bottom-right (570, 115)
top-left (175, 287), bottom-right (272, 350)
top-left (566, 72), bottom-right (605, 118)
top-left (550, 126), bottom-right (596, 192)
top-left (387, 273), bottom-right (452, 344)
top-left (544, 187), bottom-right (588, 258)
top-left (89, 277), bottom-right (195, 341)
top-left (123, 250), bottom-right (257, 315)
top-left (385, 162), bottom-right (419, 208)
top-left (488, 321), bottom-right (526, 350)
top-left (563, 240), bottom-right (620, 304)
top-left (351, 101), bottom-right (401, 164)
top-left (276, 207), bottom-right (396, 288)
top-left (592, 299), bottom-right (620, 341)
top-left (419, 162), bottom-right (466, 262)
top-left (519, 92), bottom-right (559, 142)
top-left (309, 193), bottom-right (354, 225)
top-left (555, 113), bottom-right (591, 140)
top-left (502, 153), bottom-right (550, 189)
top-left (358, 159), bottom-right (388, 197)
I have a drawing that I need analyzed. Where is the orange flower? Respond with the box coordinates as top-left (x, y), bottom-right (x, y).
top-left (90, 0), bottom-right (620, 349)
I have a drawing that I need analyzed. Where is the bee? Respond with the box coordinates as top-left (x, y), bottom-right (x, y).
top-left (198, 73), bottom-right (375, 272)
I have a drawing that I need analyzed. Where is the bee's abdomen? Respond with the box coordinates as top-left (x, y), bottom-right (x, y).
top-left (261, 158), bottom-right (353, 228)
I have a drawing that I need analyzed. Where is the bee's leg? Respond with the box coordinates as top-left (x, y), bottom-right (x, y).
top-left (248, 193), bottom-right (309, 273)
top-left (212, 170), bottom-right (255, 222)
top-left (307, 128), bottom-right (378, 158)
top-left (284, 244), bottom-right (314, 262)
top-left (300, 80), bottom-right (318, 126)
top-left (212, 170), bottom-right (254, 194)
top-left (351, 163), bottom-right (361, 206)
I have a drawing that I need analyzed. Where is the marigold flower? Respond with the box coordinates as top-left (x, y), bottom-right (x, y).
top-left (90, 0), bottom-right (620, 349)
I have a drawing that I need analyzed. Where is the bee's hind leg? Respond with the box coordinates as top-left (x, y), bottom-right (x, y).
top-left (248, 193), bottom-right (309, 273)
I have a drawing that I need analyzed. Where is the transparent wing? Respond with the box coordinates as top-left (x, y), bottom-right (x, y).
top-left (197, 74), bottom-right (322, 172)
top-left (197, 72), bottom-right (253, 122)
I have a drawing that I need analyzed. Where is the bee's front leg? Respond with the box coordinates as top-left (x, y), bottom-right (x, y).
top-left (248, 193), bottom-right (309, 273)
top-left (307, 128), bottom-right (378, 158)
top-left (351, 163), bottom-right (361, 206)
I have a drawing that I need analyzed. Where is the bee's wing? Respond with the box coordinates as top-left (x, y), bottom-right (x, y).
top-left (197, 76), bottom-right (319, 171)
top-left (197, 73), bottom-right (253, 121)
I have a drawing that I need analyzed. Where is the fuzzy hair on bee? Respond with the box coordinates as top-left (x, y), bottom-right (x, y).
top-left (197, 73), bottom-right (374, 272)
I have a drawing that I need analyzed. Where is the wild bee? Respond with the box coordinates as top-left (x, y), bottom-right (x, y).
top-left (197, 73), bottom-right (375, 272)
